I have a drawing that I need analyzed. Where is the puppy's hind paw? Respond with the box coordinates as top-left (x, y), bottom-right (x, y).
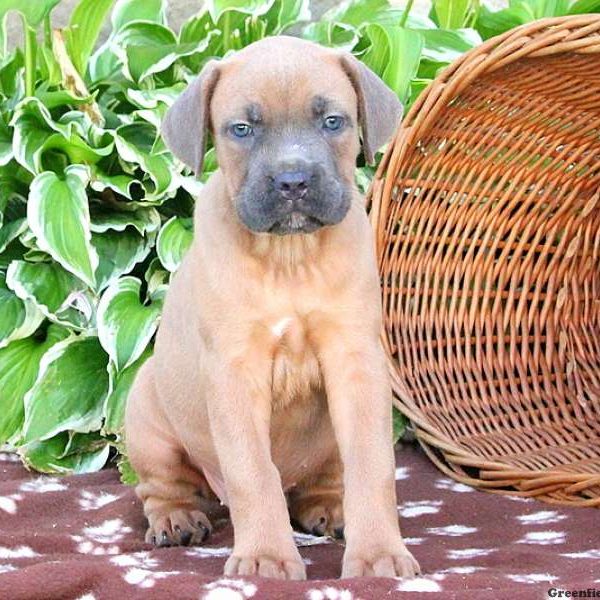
top-left (146, 508), bottom-right (212, 547)
top-left (289, 493), bottom-right (344, 538)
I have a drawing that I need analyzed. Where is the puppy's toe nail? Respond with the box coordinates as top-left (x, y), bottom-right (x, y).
top-left (158, 531), bottom-right (171, 547)
top-left (200, 525), bottom-right (210, 542)
top-left (196, 521), bottom-right (210, 541)
top-left (180, 530), bottom-right (192, 546)
top-left (151, 535), bottom-right (157, 545)
top-left (334, 526), bottom-right (345, 539)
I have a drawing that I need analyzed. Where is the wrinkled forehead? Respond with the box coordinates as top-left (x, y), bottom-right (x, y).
top-left (210, 51), bottom-right (358, 126)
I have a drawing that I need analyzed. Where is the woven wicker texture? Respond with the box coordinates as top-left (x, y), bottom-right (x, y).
top-left (368, 15), bottom-right (600, 506)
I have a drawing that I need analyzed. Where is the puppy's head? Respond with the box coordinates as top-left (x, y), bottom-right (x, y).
top-left (162, 36), bottom-right (402, 235)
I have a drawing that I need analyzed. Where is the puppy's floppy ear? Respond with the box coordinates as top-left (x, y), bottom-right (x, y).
top-left (161, 60), bottom-right (221, 175)
top-left (340, 54), bottom-right (403, 165)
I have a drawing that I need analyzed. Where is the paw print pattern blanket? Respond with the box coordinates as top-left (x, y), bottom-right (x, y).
top-left (0, 445), bottom-right (597, 599)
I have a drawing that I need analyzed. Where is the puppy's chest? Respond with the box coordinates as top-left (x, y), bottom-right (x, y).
top-left (269, 316), bottom-right (322, 409)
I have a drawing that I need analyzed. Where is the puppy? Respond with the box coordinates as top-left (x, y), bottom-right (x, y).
top-left (125, 35), bottom-right (420, 580)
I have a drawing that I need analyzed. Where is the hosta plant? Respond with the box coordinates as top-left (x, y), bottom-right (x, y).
top-left (0, 0), bottom-right (597, 478)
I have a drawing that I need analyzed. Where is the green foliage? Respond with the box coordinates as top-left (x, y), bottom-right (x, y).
top-left (156, 216), bottom-right (193, 272)
top-left (65, 0), bottom-right (115, 76)
top-left (0, 0), bottom-right (597, 476)
top-left (475, 0), bottom-right (599, 38)
top-left (97, 276), bottom-right (164, 370)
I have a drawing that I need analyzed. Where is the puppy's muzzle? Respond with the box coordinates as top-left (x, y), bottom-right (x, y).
top-left (269, 167), bottom-right (324, 235)
top-left (236, 151), bottom-right (351, 236)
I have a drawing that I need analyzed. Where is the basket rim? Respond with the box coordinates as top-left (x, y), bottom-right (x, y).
top-left (371, 14), bottom-right (600, 200)
top-left (398, 15), bottom-right (599, 141)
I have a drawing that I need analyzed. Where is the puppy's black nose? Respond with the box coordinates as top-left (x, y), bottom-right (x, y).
top-left (274, 170), bottom-right (308, 199)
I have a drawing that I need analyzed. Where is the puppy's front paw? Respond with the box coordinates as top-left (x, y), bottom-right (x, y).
top-left (146, 507), bottom-right (212, 547)
top-left (342, 547), bottom-right (420, 578)
top-left (224, 552), bottom-right (306, 580)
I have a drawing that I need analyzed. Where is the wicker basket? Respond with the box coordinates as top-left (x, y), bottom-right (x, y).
top-left (368, 15), bottom-right (600, 506)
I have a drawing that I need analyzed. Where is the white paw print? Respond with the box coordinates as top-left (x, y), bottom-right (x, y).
top-left (307, 587), bottom-right (353, 600)
top-left (516, 531), bottom-right (566, 545)
top-left (19, 477), bottom-right (67, 493)
top-left (0, 546), bottom-right (40, 559)
top-left (79, 490), bottom-right (120, 511)
top-left (0, 494), bottom-right (22, 514)
top-left (516, 511), bottom-right (566, 525)
top-left (71, 518), bottom-right (132, 555)
top-left (447, 547), bottom-right (496, 560)
top-left (111, 551), bottom-right (159, 569)
top-left (399, 500), bottom-right (443, 518)
top-left (427, 525), bottom-right (477, 537)
top-left (506, 573), bottom-right (558, 584)
top-left (434, 478), bottom-right (474, 493)
top-left (561, 549), bottom-right (600, 559)
top-left (437, 566), bottom-right (486, 575)
top-left (395, 466), bottom-right (411, 480)
top-left (124, 568), bottom-right (179, 588)
top-left (404, 537), bottom-right (425, 545)
top-left (186, 546), bottom-right (232, 558)
top-left (397, 577), bottom-right (444, 593)
top-left (201, 578), bottom-right (257, 600)
top-left (111, 551), bottom-right (178, 589)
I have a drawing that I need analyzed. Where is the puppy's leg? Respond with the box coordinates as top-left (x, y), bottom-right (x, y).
top-left (318, 332), bottom-right (420, 578)
top-left (207, 358), bottom-right (306, 580)
top-left (288, 453), bottom-right (344, 538)
top-left (126, 361), bottom-right (213, 547)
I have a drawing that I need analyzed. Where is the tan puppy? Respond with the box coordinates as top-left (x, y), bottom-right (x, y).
top-left (125, 35), bottom-right (420, 580)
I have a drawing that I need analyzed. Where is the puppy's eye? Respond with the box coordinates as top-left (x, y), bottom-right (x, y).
top-left (230, 123), bottom-right (253, 138)
top-left (323, 115), bottom-right (345, 132)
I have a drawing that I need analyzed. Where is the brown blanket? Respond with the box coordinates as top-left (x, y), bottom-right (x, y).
top-left (0, 444), bottom-right (597, 599)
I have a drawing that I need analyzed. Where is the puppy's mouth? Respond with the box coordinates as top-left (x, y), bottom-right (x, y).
top-left (268, 212), bottom-right (324, 235)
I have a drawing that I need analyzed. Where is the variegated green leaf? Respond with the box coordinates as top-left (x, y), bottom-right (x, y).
top-left (92, 228), bottom-right (154, 291)
top-left (0, 324), bottom-right (68, 444)
top-left (6, 260), bottom-right (93, 330)
top-left (103, 347), bottom-right (151, 437)
top-left (90, 203), bottom-right (161, 235)
top-left (0, 216), bottom-right (27, 253)
top-left (0, 116), bottom-right (12, 165)
top-left (0, 0), bottom-right (61, 28)
top-left (22, 335), bottom-right (110, 443)
top-left (144, 256), bottom-right (169, 296)
top-left (97, 276), bottom-right (163, 371)
top-left (126, 84), bottom-right (184, 109)
top-left (0, 270), bottom-right (43, 348)
top-left (19, 431), bottom-right (111, 474)
top-left (65, 0), bottom-right (115, 75)
top-left (27, 165), bottom-right (98, 288)
top-left (111, 0), bottom-right (167, 32)
top-left (360, 24), bottom-right (423, 104)
top-left (156, 216), bottom-right (193, 272)
top-left (113, 122), bottom-right (176, 199)
top-left (115, 21), bottom-right (218, 83)
top-left (11, 98), bottom-right (113, 174)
